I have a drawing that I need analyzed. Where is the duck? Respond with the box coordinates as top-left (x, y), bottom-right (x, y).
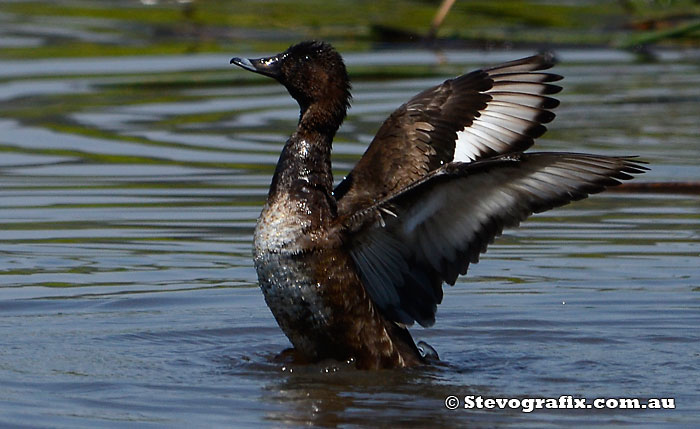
top-left (230, 41), bottom-right (646, 370)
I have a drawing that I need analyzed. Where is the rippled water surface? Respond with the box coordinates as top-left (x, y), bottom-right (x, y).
top-left (1, 33), bottom-right (699, 428)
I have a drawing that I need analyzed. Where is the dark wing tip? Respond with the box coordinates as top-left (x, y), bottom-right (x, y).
top-left (526, 124), bottom-right (548, 139)
top-left (543, 73), bottom-right (564, 83)
top-left (618, 157), bottom-right (650, 175)
top-left (540, 96), bottom-right (561, 109)
top-left (537, 50), bottom-right (559, 69)
top-left (485, 51), bottom-right (559, 73)
top-left (537, 110), bottom-right (557, 124)
top-left (543, 84), bottom-right (563, 95)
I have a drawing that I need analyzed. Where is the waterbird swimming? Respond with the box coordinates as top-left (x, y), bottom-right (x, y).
top-left (230, 41), bottom-right (646, 369)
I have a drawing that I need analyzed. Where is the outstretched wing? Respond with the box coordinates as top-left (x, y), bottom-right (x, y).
top-left (342, 153), bottom-right (647, 327)
top-left (335, 54), bottom-right (562, 216)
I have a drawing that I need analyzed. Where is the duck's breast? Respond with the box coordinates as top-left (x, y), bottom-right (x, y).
top-left (254, 249), bottom-right (335, 359)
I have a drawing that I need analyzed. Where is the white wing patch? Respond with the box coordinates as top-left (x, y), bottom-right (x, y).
top-left (452, 71), bottom-right (559, 163)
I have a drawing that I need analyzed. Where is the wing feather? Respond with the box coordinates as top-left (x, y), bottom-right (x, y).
top-left (335, 54), bottom-right (563, 216)
top-left (344, 153), bottom-right (647, 327)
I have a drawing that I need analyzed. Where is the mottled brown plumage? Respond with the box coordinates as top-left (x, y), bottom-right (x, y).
top-left (230, 41), bottom-right (646, 369)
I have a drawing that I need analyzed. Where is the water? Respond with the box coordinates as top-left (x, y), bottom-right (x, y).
top-left (1, 32), bottom-right (699, 429)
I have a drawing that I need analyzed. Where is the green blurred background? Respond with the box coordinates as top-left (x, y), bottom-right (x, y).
top-left (1, 0), bottom-right (699, 59)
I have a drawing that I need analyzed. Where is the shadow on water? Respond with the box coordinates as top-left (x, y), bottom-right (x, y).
top-left (1, 3), bottom-right (699, 426)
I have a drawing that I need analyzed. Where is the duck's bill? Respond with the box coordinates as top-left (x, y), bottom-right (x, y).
top-left (230, 54), bottom-right (283, 79)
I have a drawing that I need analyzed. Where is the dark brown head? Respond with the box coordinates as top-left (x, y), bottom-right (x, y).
top-left (231, 41), bottom-right (351, 131)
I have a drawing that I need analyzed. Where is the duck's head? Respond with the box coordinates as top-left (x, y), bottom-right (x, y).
top-left (231, 41), bottom-right (351, 128)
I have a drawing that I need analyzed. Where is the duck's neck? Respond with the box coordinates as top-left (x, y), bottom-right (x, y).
top-left (267, 103), bottom-right (343, 215)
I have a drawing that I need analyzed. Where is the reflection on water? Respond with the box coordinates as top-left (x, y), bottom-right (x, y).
top-left (1, 35), bottom-right (699, 427)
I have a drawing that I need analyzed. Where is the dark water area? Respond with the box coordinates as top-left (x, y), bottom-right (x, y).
top-left (1, 5), bottom-right (700, 427)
